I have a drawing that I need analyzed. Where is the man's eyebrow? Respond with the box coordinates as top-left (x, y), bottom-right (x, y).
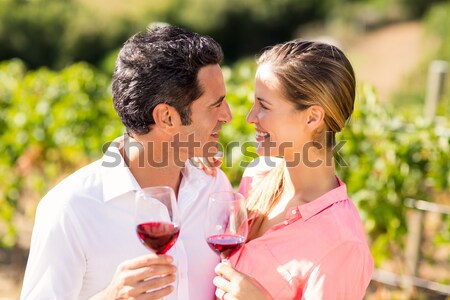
top-left (210, 95), bottom-right (226, 107)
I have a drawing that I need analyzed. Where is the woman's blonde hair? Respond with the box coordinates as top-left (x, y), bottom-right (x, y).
top-left (246, 40), bottom-right (356, 240)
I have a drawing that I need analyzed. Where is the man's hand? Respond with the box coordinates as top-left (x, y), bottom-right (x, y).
top-left (90, 254), bottom-right (176, 300)
top-left (213, 263), bottom-right (274, 300)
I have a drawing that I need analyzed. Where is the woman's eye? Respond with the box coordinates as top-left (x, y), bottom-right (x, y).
top-left (259, 102), bottom-right (268, 110)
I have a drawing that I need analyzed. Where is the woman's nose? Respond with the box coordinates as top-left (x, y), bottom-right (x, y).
top-left (246, 105), bottom-right (257, 124)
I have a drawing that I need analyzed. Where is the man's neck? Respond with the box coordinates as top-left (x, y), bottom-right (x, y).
top-left (119, 134), bottom-right (184, 196)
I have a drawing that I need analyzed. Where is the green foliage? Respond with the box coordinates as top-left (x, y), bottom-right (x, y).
top-left (3, 0), bottom-right (441, 69)
top-left (0, 59), bottom-right (122, 247)
top-left (337, 84), bottom-right (450, 265)
top-left (424, 2), bottom-right (450, 61)
top-left (399, 0), bottom-right (448, 18)
top-left (0, 58), bottom-right (448, 269)
top-left (165, 0), bottom-right (330, 62)
top-left (0, 0), bottom-right (149, 69)
top-left (219, 60), bottom-right (257, 185)
top-left (0, 0), bottom-right (330, 67)
top-left (0, 0), bottom-right (72, 68)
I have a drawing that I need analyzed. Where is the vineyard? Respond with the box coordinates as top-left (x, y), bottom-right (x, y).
top-left (1, 57), bottom-right (449, 263)
top-left (0, 0), bottom-right (449, 298)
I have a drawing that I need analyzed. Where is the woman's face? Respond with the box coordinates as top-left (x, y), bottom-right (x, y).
top-left (247, 64), bottom-right (313, 161)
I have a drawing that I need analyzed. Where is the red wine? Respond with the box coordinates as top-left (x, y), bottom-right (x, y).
top-left (207, 234), bottom-right (245, 259)
top-left (136, 222), bottom-right (180, 254)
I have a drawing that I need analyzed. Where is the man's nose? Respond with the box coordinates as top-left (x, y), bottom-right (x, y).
top-left (220, 100), bottom-right (232, 123)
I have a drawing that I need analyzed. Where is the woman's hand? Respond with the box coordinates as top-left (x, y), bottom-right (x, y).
top-left (213, 263), bottom-right (274, 300)
top-left (189, 151), bottom-right (223, 177)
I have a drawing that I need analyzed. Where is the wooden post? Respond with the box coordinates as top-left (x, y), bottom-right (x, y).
top-left (424, 60), bottom-right (448, 120)
top-left (403, 201), bottom-right (425, 295)
top-left (370, 199), bottom-right (450, 296)
top-left (405, 210), bottom-right (424, 274)
top-left (403, 199), bottom-right (450, 281)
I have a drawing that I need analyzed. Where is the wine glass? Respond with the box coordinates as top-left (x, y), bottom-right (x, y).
top-left (205, 191), bottom-right (248, 263)
top-left (135, 186), bottom-right (180, 300)
top-left (135, 186), bottom-right (180, 255)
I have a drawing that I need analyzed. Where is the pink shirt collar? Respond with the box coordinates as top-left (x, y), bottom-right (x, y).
top-left (287, 177), bottom-right (348, 221)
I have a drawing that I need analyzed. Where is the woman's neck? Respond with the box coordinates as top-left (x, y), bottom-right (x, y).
top-left (285, 152), bottom-right (338, 205)
top-left (251, 152), bottom-right (338, 239)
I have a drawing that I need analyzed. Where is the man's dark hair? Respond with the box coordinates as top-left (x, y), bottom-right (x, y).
top-left (112, 24), bottom-right (224, 135)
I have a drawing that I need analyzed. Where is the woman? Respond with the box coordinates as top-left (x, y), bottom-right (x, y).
top-left (212, 40), bottom-right (374, 299)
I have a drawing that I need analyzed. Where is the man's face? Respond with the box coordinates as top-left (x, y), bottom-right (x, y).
top-left (177, 64), bottom-right (232, 159)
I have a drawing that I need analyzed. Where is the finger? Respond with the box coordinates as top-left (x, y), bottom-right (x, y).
top-left (224, 292), bottom-right (239, 300)
top-left (191, 157), bottom-right (214, 175)
top-left (205, 167), bottom-right (214, 176)
top-left (207, 152), bottom-right (223, 167)
top-left (213, 275), bottom-right (233, 293)
top-left (122, 254), bottom-right (173, 270)
top-left (206, 156), bottom-right (222, 168)
top-left (216, 288), bottom-right (238, 300)
top-left (135, 284), bottom-right (174, 300)
top-left (215, 262), bottom-right (242, 280)
top-left (132, 274), bottom-right (176, 296)
top-left (199, 157), bottom-right (213, 168)
top-left (205, 157), bottom-right (216, 168)
top-left (190, 157), bottom-right (218, 176)
top-left (198, 157), bottom-right (215, 175)
top-left (189, 157), bottom-right (204, 169)
top-left (212, 151), bottom-right (224, 167)
top-left (127, 264), bottom-right (177, 283)
top-left (216, 288), bottom-right (225, 299)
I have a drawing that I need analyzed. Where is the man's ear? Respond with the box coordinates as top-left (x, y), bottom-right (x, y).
top-left (305, 105), bottom-right (325, 131)
top-left (152, 103), bottom-right (181, 133)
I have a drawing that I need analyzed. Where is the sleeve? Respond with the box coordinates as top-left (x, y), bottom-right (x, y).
top-left (301, 241), bottom-right (374, 300)
top-left (20, 194), bottom-right (86, 300)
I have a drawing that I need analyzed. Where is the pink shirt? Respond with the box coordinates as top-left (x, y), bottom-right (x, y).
top-left (231, 158), bottom-right (374, 300)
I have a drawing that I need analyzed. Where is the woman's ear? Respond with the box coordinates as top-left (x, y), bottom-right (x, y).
top-left (152, 103), bottom-right (181, 134)
top-left (305, 105), bottom-right (325, 130)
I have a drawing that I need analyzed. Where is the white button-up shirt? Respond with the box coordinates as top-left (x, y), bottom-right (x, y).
top-left (21, 144), bottom-right (233, 300)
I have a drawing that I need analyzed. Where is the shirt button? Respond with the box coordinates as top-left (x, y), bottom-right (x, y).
top-left (283, 221), bottom-right (289, 225)
top-left (291, 209), bottom-right (297, 215)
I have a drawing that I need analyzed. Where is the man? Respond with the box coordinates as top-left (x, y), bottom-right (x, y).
top-left (21, 24), bottom-right (233, 300)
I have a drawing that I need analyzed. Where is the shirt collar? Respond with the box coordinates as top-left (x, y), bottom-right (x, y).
top-left (296, 177), bottom-right (348, 221)
top-left (100, 142), bottom-right (141, 202)
top-left (100, 143), bottom-right (210, 203)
